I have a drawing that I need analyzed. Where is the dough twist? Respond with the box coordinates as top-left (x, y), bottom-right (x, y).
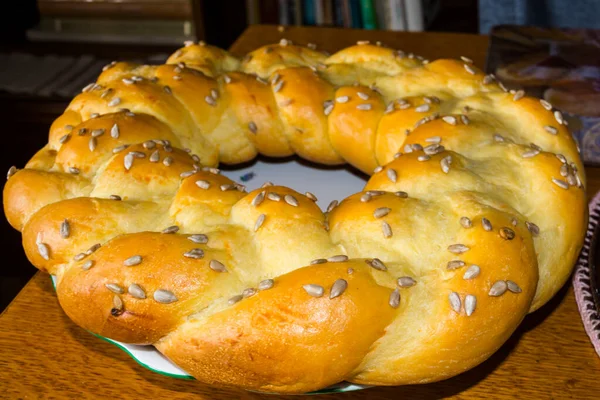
top-left (3, 40), bottom-right (587, 393)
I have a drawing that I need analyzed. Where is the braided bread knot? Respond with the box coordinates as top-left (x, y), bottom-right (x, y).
top-left (3, 40), bottom-right (587, 393)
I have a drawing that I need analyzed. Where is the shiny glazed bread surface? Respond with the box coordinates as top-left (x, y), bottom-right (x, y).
top-left (3, 39), bottom-right (587, 393)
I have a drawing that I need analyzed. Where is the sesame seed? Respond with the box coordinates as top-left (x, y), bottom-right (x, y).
top-left (397, 276), bottom-right (416, 287)
top-left (183, 248), bottom-right (204, 259)
top-left (540, 99), bottom-right (552, 110)
top-left (124, 255), bottom-right (142, 266)
top-left (513, 90), bottom-right (525, 101)
top-left (284, 194), bottom-right (298, 207)
top-left (124, 153), bottom-right (134, 170)
top-left (356, 103), bottom-right (372, 111)
top-left (88, 137), bottom-right (97, 152)
top-left (267, 192), bottom-right (281, 202)
top-left (153, 289), bottom-right (178, 304)
top-left (128, 284), bottom-right (146, 299)
top-left (328, 255), bottom-right (348, 262)
top-left (149, 150), bottom-right (159, 163)
top-left (180, 170), bottom-right (197, 179)
top-left (248, 121), bottom-right (258, 134)
top-left (482, 74), bottom-right (495, 84)
top-left (448, 244), bottom-right (469, 254)
top-left (365, 258), bottom-right (387, 271)
top-left (552, 177), bottom-right (569, 189)
top-left (330, 279), bottom-right (348, 299)
top-left (106, 283), bottom-right (124, 294)
top-left (273, 80), bottom-right (284, 93)
top-left (489, 281), bottom-right (508, 297)
top-left (387, 168), bottom-right (397, 183)
top-left (544, 125), bottom-right (558, 135)
top-left (305, 192), bottom-right (318, 202)
top-left (205, 96), bottom-right (216, 106)
top-left (481, 218), bottom-right (493, 231)
top-left (59, 134), bottom-right (71, 144)
top-left (389, 288), bottom-right (401, 308)
top-left (464, 64), bottom-right (476, 75)
top-left (81, 260), bottom-right (94, 270)
top-left (415, 104), bottom-right (430, 113)
top-left (311, 258), bottom-right (327, 265)
top-left (499, 227), bottom-right (515, 240)
top-left (108, 97), bottom-right (121, 107)
top-left (449, 292), bottom-right (461, 313)
top-left (254, 214), bottom-right (266, 232)
top-left (554, 110), bottom-right (564, 125)
top-left (37, 242), bottom-right (50, 260)
top-left (357, 92), bottom-right (369, 100)
top-left (463, 265), bottom-right (481, 280)
top-left (209, 259), bottom-right (227, 272)
top-left (424, 144), bottom-right (444, 155)
top-left (188, 234), bottom-right (208, 244)
top-left (465, 294), bottom-right (476, 316)
top-left (60, 219), bottom-right (70, 239)
top-left (336, 96), bottom-right (349, 103)
top-left (460, 217), bottom-right (472, 228)
top-left (447, 260), bottom-right (465, 270)
top-left (522, 149), bottom-right (540, 158)
top-left (382, 221), bottom-right (393, 238)
top-left (425, 136), bottom-right (441, 143)
top-left (373, 207), bottom-right (391, 218)
top-left (440, 155), bottom-right (452, 173)
top-left (303, 284), bottom-right (324, 297)
top-left (162, 225), bottom-right (179, 234)
top-left (526, 221), bottom-right (540, 236)
top-left (258, 279), bottom-right (274, 290)
top-left (507, 280), bottom-right (522, 293)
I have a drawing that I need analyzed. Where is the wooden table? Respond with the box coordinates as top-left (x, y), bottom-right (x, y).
top-left (2, 25), bottom-right (600, 399)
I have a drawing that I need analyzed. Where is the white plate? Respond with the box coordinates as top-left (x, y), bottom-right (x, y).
top-left (219, 156), bottom-right (368, 211)
top-left (51, 157), bottom-right (371, 394)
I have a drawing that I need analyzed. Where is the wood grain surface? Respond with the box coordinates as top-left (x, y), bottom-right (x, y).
top-left (2, 25), bottom-right (600, 399)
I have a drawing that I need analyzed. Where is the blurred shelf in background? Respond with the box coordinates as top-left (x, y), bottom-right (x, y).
top-left (31, 0), bottom-right (202, 45)
top-left (247, 0), bottom-right (441, 32)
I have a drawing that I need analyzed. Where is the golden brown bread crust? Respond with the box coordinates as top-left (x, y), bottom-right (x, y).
top-left (3, 40), bottom-right (587, 393)
top-left (157, 261), bottom-right (395, 393)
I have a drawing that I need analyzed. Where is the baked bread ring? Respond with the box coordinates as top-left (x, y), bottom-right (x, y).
top-left (3, 40), bottom-right (587, 393)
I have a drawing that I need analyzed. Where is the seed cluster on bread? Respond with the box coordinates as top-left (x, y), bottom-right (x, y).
top-left (3, 38), bottom-right (587, 393)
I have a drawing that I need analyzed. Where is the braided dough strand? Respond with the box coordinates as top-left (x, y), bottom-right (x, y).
top-left (3, 41), bottom-right (586, 393)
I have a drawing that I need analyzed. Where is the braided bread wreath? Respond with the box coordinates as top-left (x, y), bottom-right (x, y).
top-left (3, 39), bottom-right (588, 394)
